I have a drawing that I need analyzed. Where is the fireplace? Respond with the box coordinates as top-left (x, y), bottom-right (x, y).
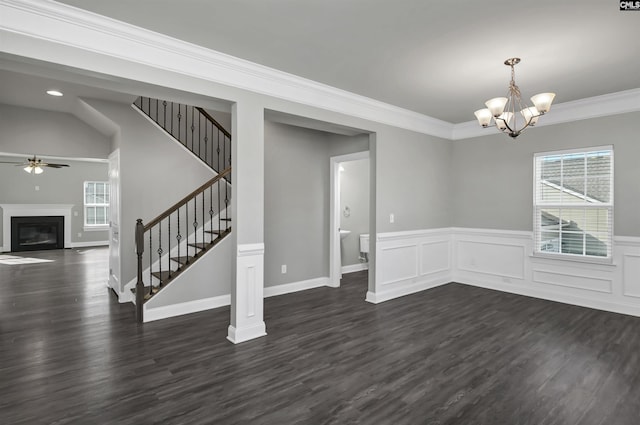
top-left (11, 216), bottom-right (65, 252)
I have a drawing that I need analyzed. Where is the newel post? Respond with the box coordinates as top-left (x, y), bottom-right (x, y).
top-left (135, 218), bottom-right (145, 323)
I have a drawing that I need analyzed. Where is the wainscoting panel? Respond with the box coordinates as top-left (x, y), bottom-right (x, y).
top-left (420, 240), bottom-right (450, 276)
top-left (368, 229), bottom-right (452, 304)
top-left (452, 228), bottom-right (640, 317)
top-left (532, 270), bottom-right (612, 294)
top-left (623, 253), bottom-right (640, 298)
top-left (457, 240), bottom-right (525, 280)
top-left (379, 244), bottom-right (418, 286)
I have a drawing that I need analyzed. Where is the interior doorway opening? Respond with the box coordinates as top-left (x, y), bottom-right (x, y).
top-left (330, 151), bottom-right (370, 288)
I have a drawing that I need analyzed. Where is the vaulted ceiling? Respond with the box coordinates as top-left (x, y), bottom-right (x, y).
top-left (51, 0), bottom-right (640, 124)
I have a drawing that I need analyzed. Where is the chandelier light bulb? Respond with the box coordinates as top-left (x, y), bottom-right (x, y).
top-left (24, 165), bottom-right (34, 173)
top-left (531, 93), bottom-right (556, 114)
top-left (34, 166), bottom-right (44, 174)
top-left (474, 109), bottom-right (493, 127)
top-left (485, 97), bottom-right (508, 117)
top-left (521, 106), bottom-right (540, 126)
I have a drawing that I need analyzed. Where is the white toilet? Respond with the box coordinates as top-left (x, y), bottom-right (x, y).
top-left (359, 234), bottom-right (369, 262)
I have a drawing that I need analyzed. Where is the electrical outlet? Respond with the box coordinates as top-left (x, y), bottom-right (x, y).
top-left (35, 186), bottom-right (39, 191)
top-left (281, 264), bottom-right (287, 274)
top-left (389, 213), bottom-right (395, 223)
top-left (77, 232), bottom-right (82, 238)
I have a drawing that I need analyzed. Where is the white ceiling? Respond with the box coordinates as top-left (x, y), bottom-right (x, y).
top-left (48, 0), bottom-right (640, 124)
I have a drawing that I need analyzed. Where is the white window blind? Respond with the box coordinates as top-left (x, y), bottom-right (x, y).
top-left (534, 147), bottom-right (613, 260)
top-left (84, 181), bottom-right (110, 227)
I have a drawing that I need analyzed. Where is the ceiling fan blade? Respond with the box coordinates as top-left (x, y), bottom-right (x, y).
top-left (42, 163), bottom-right (70, 168)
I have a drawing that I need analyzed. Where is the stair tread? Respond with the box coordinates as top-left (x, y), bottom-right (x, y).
top-left (188, 242), bottom-right (209, 249)
top-left (205, 227), bottom-right (232, 235)
top-left (151, 270), bottom-right (173, 281)
top-left (170, 255), bottom-right (194, 265)
top-left (220, 218), bottom-right (232, 221)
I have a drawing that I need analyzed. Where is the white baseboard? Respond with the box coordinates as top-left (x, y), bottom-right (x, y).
top-left (264, 276), bottom-right (330, 298)
top-left (341, 263), bottom-right (368, 274)
top-left (143, 294), bottom-right (230, 322)
top-left (0, 243), bottom-right (110, 252)
top-left (227, 323), bottom-right (267, 344)
top-left (366, 276), bottom-right (450, 304)
top-left (70, 240), bottom-right (109, 248)
top-left (457, 277), bottom-right (640, 318)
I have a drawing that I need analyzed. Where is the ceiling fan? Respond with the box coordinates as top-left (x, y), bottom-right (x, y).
top-left (0, 155), bottom-right (70, 174)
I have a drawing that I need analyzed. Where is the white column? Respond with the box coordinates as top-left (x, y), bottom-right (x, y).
top-left (227, 100), bottom-right (267, 344)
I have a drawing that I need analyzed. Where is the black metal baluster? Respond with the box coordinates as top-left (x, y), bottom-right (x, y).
top-left (157, 223), bottom-right (163, 293)
top-left (201, 190), bottom-right (205, 247)
top-left (170, 101), bottom-right (174, 137)
top-left (190, 106), bottom-right (195, 153)
top-left (204, 120), bottom-right (208, 169)
top-left (176, 206), bottom-right (181, 267)
top-left (192, 197), bottom-right (198, 261)
top-left (148, 230), bottom-right (152, 296)
top-left (185, 194), bottom-right (189, 259)
top-left (209, 184), bottom-right (214, 237)
top-left (176, 104), bottom-right (182, 146)
top-left (162, 100), bottom-right (167, 129)
top-left (198, 111), bottom-right (201, 158)
top-left (167, 215), bottom-right (171, 281)
top-left (217, 129), bottom-right (221, 174)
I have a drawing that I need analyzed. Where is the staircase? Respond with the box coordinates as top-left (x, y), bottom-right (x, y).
top-left (132, 97), bottom-right (232, 322)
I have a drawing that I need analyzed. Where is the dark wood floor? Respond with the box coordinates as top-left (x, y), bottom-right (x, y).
top-left (1, 248), bottom-right (640, 424)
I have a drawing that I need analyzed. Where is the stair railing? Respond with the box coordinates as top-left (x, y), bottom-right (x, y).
top-left (133, 96), bottom-right (232, 183)
top-left (135, 167), bottom-right (232, 322)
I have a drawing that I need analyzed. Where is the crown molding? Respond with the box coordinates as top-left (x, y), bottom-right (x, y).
top-left (0, 0), bottom-right (453, 139)
top-left (451, 88), bottom-right (640, 140)
top-left (1, 0), bottom-right (637, 141)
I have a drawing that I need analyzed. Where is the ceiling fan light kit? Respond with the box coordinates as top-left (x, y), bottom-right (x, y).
top-left (474, 58), bottom-right (555, 139)
top-left (24, 165), bottom-right (44, 174)
top-left (0, 155), bottom-right (70, 174)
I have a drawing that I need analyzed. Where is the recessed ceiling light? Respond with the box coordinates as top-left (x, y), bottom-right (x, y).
top-left (46, 90), bottom-right (63, 97)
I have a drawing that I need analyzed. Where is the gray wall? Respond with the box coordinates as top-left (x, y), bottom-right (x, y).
top-left (340, 159), bottom-right (369, 267)
top-left (0, 156), bottom-right (109, 248)
top-left (205, 109), bottom-right (231, 135)
top-left (0, 103), bottom-right (112, 158)
top-left (451, 112), bottom-right (640, 236)
top-left (146, 236), bottom-right (232, 308)
top-left (375, 126), bottom-right (452, 232)
top-left (264, 121), bottom-right (369, 287)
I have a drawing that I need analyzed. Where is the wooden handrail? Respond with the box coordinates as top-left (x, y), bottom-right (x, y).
top-left (196, 107), bottom-right (232, 139)
top-left (143, 167), bottom-right (231, 231)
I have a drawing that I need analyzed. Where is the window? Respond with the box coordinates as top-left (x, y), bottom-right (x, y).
top-left (534, 147), bottom-right (613, 260)
top-left (84, 181), bottom-right (110, 228)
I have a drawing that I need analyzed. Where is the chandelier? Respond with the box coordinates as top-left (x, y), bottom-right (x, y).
top-left (474, 58), bottom-right (555, 138)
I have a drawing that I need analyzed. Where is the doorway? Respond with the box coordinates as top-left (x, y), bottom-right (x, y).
top-left (329, 151), bottom-right (370, 288)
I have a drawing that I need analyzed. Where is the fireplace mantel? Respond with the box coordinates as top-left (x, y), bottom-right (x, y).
top-left (1, 204), bottom-right (73, 252)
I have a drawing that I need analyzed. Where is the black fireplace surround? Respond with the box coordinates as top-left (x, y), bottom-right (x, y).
top-left (11, 216), bottom-right (64, 252)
